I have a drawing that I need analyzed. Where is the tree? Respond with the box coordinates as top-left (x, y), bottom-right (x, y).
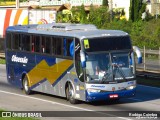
top-left (88, 6), bottom-right (110, 28)
top-left (71, 4), bottom-right (87, 23)
top-left (102, 0), bottom-right (108, 6)
top-left (130, 0), bottom-right (145, 21)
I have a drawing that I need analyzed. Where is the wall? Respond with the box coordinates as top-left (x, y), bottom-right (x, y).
top-left (0, 9), bottom-right (56, 38)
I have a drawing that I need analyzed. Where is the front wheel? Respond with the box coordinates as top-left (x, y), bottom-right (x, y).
top-left (22, 76), bottom-right (32, 95)
top-left (66, 83), bottom-right (78, 104)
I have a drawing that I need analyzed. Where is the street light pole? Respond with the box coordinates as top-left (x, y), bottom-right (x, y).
top-left (109, 0), bottom-right (113, 22)
top-left (155, 0), bottom-right (159, 19)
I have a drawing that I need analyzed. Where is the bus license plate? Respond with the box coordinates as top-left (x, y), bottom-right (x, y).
top-left (109, 94), bottom-right (118, 99)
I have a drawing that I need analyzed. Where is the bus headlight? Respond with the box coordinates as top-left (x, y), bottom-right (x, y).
top-left (87, 89), bottom-right (101, 93)
top-left (126, 85), bottom-right (136, 90)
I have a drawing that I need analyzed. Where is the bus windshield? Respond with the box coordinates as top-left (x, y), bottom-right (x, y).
top-left (85, 52), bottom-right (134, 83)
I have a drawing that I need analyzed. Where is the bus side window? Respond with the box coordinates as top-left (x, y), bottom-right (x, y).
top-left (75, 38), bottom-right (84, 82)
top-left (55, 37), bottom-right (62, 56)
top-left (52, 37), bottom-right (56, 55)
top-left (41, 36), bottom-right (45, 53)
top-left (63, 38), bottom-right (67, 56)
top-left (63, 38), bottom-right (74, 57)
top-left (6, 33), bottom-right (12, 49)
top-left (12, 33), bottom-right (19, 50)
top-left (46, 37), bottom-right (51, 54)
top-left (23, 35), bottom-right (31, 51)
top-left (31, 37), bottom-right (34, 52)
top-left (67, 39), bottom-right (73, 57)
top-left (19, 35), bottom-right (23, 50)
top-left (34, 36), bottom-right (40, 53)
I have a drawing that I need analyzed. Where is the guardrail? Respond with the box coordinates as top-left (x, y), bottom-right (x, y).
top-left (136, 46), bottom-right (160, 74)
top-left (0, 53), bottom-right (5, 59)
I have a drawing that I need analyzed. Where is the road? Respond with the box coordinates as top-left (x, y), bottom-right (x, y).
top-left (0, 64), bottom-right (159, 120)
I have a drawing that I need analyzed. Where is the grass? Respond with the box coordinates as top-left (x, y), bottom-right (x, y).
top-left (0, 58), bottom-right (5, 64)
top-left (137, 77), bottom-right (160, 88)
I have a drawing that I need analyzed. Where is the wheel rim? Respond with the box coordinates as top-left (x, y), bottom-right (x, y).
top-left (24, 79), bottom-right (29, 92)
top-left (69, 84), bottom-right (74, 99)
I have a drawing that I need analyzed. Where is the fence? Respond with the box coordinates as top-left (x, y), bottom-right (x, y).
top-left (136, 46), bottom-right (160, 73)
top-left (0, 53), bottom-right (5, 59)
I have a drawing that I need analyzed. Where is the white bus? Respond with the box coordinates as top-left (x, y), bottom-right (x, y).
top-left (5, 23), bottom-right (142, 104)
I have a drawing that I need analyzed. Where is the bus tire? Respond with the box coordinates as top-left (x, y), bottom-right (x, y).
top-left (22, 76), bottom-right (32, 95)
top-left (66, 83), bottom-right (78, 104)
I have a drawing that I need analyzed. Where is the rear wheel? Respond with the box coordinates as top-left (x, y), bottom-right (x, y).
top-left (66, 83), bottom-right (78, 104)
top-left (22, 76), bottom-right (32, 95)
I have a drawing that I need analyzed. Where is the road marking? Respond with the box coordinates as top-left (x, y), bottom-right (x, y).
top-left (138, 85), bottom-right (160, 89)
top-left (0, 90), bottom-right (132, 120)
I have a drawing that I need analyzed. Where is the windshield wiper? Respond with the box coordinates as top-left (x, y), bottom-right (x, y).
top-left (101, 68), bottom-right (112, 83)
top-left (112, 63), bottom-right (126, 81)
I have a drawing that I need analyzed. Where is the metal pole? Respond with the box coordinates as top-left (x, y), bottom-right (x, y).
top-left (109, 0), bottom-right (113, 22)
top-left (144, 46), bottom-right (146, 71)
top-left (159, 47), bottom-right (160, 71)
top-left (28, 6), bottom-right (32, 26)
top-left (16, 0), bottom-right (19, 9)
top-left (28, 8), bottom-right (29, 26)
top-left (155, 0), bottom-right (159, 19)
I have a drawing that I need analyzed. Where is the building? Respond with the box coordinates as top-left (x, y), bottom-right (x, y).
top-left (146, 0), bottom-right (160, 16)
top-left (109, 0), bottom-right (130, 20)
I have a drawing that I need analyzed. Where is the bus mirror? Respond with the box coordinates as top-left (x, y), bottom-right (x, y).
top-left (129, 52), bottom-right (134, 65)
top-left (133, 46), bottom-right (142, 64)
top-left (80, 50), bottom-right (86, 68)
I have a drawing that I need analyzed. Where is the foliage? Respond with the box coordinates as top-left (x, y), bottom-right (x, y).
top-left (88, 6), bottom-right (110, 28)
top-left (0, 58), bottom-right (5, 64)
top-left (102, 0), bottom-right (108, 6)
top-left (130, 0), bottom-right (146, 21)
top-left (113, 8), bottom-right (125, 20)
top-left (56, 3), bottom-right (160, 49)
top-left (56, 11), bottom-right (72, 23)
top-left (71, 4), bottom-right (87, 23)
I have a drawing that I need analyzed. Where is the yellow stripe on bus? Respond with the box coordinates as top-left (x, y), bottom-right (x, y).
top-left (28, 60), bottom-right (73, 87)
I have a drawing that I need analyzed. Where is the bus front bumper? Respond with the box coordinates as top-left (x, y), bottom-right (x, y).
top-left (86, 88), bottom-right (136, 102)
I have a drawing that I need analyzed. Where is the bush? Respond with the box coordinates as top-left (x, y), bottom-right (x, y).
top-left (56, 4), bottom-right (160, 49)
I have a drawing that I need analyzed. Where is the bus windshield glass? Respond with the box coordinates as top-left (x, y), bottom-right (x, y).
top-left (83, 36), bottom-right (131, 52)
top-left (85, 52), bottom-right (134, 83)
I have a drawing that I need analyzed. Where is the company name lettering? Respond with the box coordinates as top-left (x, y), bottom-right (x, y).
top-left (11, 55), bottom-right (28, 64)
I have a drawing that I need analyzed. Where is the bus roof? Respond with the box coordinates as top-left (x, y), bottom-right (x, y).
top-left (6, 23), bottom-right (129, 39)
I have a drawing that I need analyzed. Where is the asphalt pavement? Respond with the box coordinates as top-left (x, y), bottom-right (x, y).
top-left (0, 64), bottom-right (159, 120)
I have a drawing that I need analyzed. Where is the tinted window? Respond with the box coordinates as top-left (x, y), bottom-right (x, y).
top-left (6, 33), bottom-right (11, 49)
top-left (63, 38), bottom-right (74, 57)
top-left (84, 36), bottom-right (132, 52)
top-left (55, 37), bottom-right (62, 55)
top-left (52, 37), bottom-right (56, 55)
top-left (41, 36), bottom-right (51, 54)
top-left (23, 35), bottom-right (31, 51)
top-left (32, 36), bottom-right (40, 52)
top-left (75, 38), bottom-right (84, 82)
top-left (46, 37), bottom-right (51, 54)
top-left (12, 34), bottom-right (19, 50)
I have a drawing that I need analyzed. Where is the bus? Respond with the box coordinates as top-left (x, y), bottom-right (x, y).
top-left (5, 23), bottom-right (142, 104)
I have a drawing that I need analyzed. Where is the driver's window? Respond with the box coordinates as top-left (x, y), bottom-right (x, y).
top-left (75, 39), bottom-right (84, 82)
